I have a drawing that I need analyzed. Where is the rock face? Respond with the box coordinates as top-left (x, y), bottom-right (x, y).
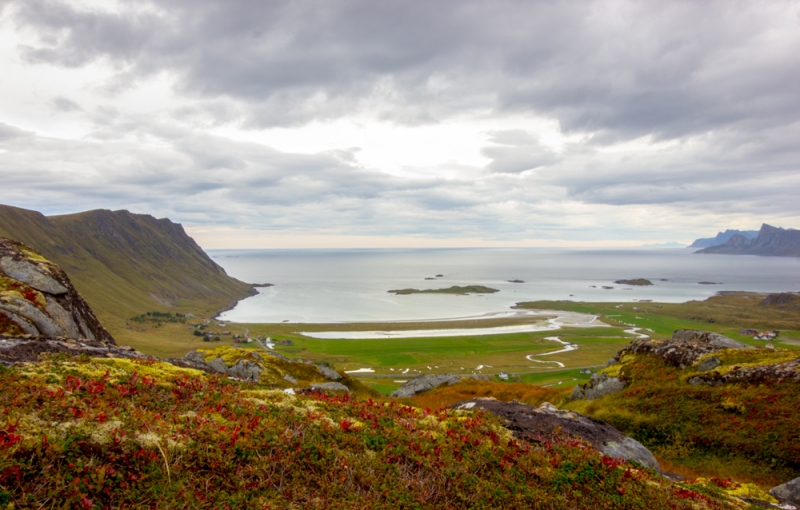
top-left (450, 399), bottom-right (660, 472)
top-left (390, 373), bottom-right (490, 398)
top-left (0, 238), bottom-right (114, 343)
top-left (770, 477), bottom-right (800, 507)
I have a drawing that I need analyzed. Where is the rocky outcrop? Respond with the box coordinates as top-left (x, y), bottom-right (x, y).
top-left (0, 237), bottom-right (114, 342)
top-left (0, 335), bottom-right (213, 374)
top-left (572, 330), bottom-right (756, 400)
top-left (770, 477), bottom-right (800, 507)
top-left (688, 358), bottom-right (800, 386)
top-left (621, 330), bottom-right (751, 368)
top-left (390, 373), bottom-right (490, 398)
top-left (570, 373), bottom-right (625, 401)
top-left (450, 399), bottom-right (660, 472)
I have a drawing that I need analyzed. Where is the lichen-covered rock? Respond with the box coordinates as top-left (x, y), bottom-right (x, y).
top-left (316, 364), bottom-right (342, 381)
top-left (450, 399), bottom-right (660, 472)
top-left (0, 237), bottom-right (113, 342)
top-left (770, 477), bottom-right (800, 506)
top-left (283, 374), bottom-right (298, 385)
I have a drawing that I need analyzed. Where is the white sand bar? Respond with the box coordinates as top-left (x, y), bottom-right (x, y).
top-left (301, 310), bottom-right (606, 339)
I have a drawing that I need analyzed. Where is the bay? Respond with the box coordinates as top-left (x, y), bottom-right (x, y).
top-left (209, 248), bottom-right (800, 324)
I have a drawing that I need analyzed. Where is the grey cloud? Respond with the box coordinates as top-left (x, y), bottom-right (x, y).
top-left (0, 122), bottom-right (32, 140)
top-left (11, 0), bottom-right (798, 141)
top-left (51, 96), bottom-right (81, 112)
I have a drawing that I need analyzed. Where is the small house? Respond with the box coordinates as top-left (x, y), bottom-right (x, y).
top-left (498, 372), bottom-right (509, 381)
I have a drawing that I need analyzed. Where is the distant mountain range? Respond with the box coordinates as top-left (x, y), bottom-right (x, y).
top-left (688, 229), bottom-right (759, 248)
top-left (0, 204), bottom-right (253, 326)
top-left (695, 224), bottom-right (800, 257)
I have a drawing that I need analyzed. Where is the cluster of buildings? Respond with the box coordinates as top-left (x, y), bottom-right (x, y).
top-left (740, 329), bottom-right (779, 341)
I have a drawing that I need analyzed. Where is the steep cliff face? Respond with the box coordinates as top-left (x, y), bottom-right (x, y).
top-left (0, 237), bottom-right (114, 342)
top-left (696, 223), bottom-right (800, 257)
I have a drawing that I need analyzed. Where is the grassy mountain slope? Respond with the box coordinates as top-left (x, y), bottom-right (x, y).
top-left (0, 204), bottom-right (252, 342)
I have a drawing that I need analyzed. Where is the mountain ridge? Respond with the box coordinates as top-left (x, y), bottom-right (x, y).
top-left (689, 229), bottom-right (759, 248)
top-left (696, 223), bottom-right (800, 257)
top-left (0, 204), bottom-right (253, 329)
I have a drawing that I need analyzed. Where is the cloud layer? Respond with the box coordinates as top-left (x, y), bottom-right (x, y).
top-left (1, 0), bottom-right (799, 246)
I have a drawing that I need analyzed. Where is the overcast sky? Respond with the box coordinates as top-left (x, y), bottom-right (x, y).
top-left (1, 0), bottom-right (798, 248)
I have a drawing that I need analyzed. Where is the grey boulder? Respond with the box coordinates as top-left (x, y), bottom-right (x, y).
top-left (316, 364), bottom-right (343, 381)
top-left (449, 399), bottom-right (660, 472)
top-left (390, 374), bottom-right (462, 398)
top-left (770, 477), bottom-right (800, 507)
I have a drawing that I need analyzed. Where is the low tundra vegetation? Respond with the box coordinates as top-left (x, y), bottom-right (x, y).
top-left (567, 349), bottom-right (800, 486)
top-left (0, 349), bottom-right (762, 509)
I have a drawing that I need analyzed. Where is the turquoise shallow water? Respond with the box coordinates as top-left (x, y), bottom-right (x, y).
top-left (208, 248), bottom-right (800, 323)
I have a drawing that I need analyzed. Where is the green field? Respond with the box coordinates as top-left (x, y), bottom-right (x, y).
top-left (248, 327), bottom-right (632, 376)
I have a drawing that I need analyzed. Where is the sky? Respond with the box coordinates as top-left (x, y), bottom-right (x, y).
top-left (1, 0), bottom-right (798, 248)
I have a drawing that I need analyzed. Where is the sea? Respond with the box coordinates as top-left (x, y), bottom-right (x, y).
top-left (209, 248), bottom-right (800, 324)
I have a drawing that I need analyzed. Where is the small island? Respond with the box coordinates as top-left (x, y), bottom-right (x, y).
top-left (251, 283), bottom-right (274, 288)
top-left (699, 281), bottom-right (722, 285)
top-left (613, 279), bottom-right (653, 286)
top-left (507, 279), bottom-right (525, 283)
top-left (388, 285), bottom-right (500, 295)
